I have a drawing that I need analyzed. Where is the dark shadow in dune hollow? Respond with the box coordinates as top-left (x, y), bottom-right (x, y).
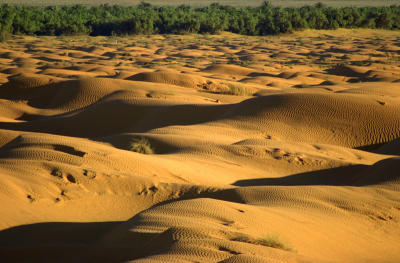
top-left (233, 158), bottom-right (400, 187)
top-left (234, 165), bottom-right (367, 187)
top-left (0, 101), bottom-right (232, 137)
top-left (0, 221), bottom-right (123, 263)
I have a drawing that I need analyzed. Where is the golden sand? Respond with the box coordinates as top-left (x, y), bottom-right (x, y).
top-left (0, 29), bottom-right (399, 262)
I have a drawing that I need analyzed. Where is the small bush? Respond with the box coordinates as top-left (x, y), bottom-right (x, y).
top-left (129, 137), bottom-right (154, 154)
top-left (199, 82), bottom-right (251, 96)
top-left (259, 235), bottom-right (294, 251)
top-left (224, 84), bottom-right (251, 96)
top-left (349, 60), bottom-right (372, 66)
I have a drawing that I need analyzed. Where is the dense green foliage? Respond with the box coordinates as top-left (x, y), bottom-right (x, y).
top-left (0, 2), bottom-right (399, 36)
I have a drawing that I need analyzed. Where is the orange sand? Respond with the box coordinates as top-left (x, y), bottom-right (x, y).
top-left (0, 29), bottom-right (399, 262)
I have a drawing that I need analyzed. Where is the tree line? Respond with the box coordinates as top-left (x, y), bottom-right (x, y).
top-left (0, 2), bottom-right (399, 37)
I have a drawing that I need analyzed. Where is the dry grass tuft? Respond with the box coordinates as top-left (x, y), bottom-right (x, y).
top-left (232, 234), bottom-right (294, 252)
top-left (223, 84), bottom-right (252, 96)
top-left (129, 137), bottom-right (154, 154)
top-left (259, 235), bottom-right (294, 251)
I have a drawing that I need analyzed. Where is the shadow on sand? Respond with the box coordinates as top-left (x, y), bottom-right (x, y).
top-left (0, 221), bottom-right (126, 262)
top-left (233, 158), bottom-right (400, 187)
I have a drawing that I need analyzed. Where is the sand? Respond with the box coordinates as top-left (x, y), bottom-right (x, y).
top-left (0, 29), bottom-right (399, 262)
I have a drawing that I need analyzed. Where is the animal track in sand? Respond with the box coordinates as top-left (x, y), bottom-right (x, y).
top-left (50, 169), bottom-right (77, 183)
top-left (26, 194), bottom-right (35, 202)
top-left (83, 169), bottom-right (96, 179)
top-left (66, 174), bottom-right (76, 184)
top-left (222, 220), bottom-right (235, 226)
top-left (50, 168), bottom-right (63, 179)
top-left (367, 212), bottom-right (394, 222)
top-left (138, 186), bottom-right (159, 195)
top-left (265, 148), bottom-right (307, 165)
top-left (313, 145), bottom-right (322, 150)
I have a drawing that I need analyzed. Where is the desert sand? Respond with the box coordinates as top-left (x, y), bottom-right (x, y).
top-left (0, 29), bottom-right (399, 262)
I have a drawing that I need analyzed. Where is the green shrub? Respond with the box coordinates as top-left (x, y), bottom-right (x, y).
top-left (129, 137), bottom-right (154, 154)
top-left (1, 3), bottom-right (400, 36)
top-left (349, 60), bottom-right (372, 66)
top-left (0, 29), bottom-right (10, 42)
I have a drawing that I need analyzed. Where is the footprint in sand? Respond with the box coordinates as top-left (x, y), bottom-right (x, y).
top-left (66, 174), bottom-right (76, 184)
top-left (83, 169), bottom-right (96, 179)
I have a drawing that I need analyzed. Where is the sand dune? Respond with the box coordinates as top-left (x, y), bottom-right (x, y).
top-left (0, 30), bottom-right (399, 262)
top-left (127, 70), bottom-right (208, 88)
top-left (220, 93), bottom-right (400, 147)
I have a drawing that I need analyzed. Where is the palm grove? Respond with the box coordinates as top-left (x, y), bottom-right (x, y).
top-left (0, 2), bottom-right (399, 37)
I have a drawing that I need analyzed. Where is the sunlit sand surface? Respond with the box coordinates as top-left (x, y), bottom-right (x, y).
top-left (0, 29), bottom-right (399, 262)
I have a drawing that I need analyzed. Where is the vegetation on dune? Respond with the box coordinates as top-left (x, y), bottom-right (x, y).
top-left (224, 84), bottom-right (252, 96)
top-left (232, 234), bottom-right (294, 251)
top-left (0, 29), bottom-right (9, 42)
top-left (0, 2), bottom-right (399, 37)
top-left (200, 82), bottom-right (252, 96)
top-left (259, 234), bottom-right (294, 251)
top-left (129, 137), bottom-right (154, 154)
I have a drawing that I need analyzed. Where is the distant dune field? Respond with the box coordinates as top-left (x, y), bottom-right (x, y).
top-left (0, 0), bottom-right (399, 6)
top-left (0, 29), bottom-right (399, 262)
